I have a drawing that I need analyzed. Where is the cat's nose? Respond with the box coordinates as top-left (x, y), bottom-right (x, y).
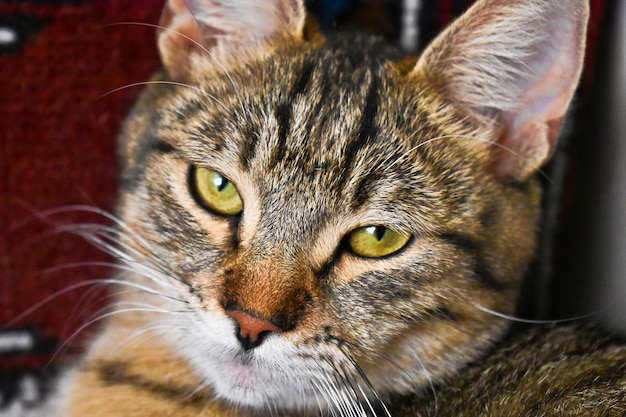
top-left (227, 309), bottom-right (283, 350)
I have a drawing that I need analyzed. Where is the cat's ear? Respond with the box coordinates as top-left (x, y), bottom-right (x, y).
top-left (412, 0), bottom-right (588, 180)
top-left (158, 0), bottom-right (305, 81)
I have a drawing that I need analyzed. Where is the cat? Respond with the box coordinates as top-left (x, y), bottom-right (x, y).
top-left (48, 0), bottom-right (626, 416)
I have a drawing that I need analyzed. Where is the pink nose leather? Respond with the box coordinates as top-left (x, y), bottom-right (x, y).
top-left (227, 310), bottom-right (282, 349)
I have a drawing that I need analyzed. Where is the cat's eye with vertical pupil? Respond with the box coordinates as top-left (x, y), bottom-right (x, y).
top-left (347, 226), bottom-right (411, 258)
top-left (191, 166), bottom-right (243, 216)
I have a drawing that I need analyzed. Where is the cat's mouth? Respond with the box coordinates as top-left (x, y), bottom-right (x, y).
top-left (178, 325), bottom-right (301, 404)
top-left (207, 353), bottom-right (317, 409)
top-left (217, 357), bottom-right (262, 387)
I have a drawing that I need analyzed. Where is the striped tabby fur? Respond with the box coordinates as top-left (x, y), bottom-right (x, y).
top-left (52, 0), bottom-right (626, 416)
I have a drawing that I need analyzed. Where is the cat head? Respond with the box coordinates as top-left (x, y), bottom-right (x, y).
top-left (116, 0), bottom-right (588, 412)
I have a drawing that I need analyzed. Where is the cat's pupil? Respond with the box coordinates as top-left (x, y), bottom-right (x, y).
top-left (371, 226), bottom-right (387, 241)
top-left (213, 175), bottom-right (229, 192)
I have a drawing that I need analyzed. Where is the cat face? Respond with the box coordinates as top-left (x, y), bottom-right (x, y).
top-left (112, 0), bottom-right (587, 412)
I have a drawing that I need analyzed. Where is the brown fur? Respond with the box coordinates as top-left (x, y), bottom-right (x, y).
top-left (62, 322), bottom-right (626, 416)
top-left (54, 0), bottom-right (626, 416)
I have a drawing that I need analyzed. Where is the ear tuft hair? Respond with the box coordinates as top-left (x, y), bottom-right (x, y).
top-left (158, 0), bottom-right (305, 81)
top-left (413, 0), bottom-right (589, 180)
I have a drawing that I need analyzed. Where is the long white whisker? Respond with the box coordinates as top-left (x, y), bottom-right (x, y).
top-left (386, 133), bottom-right (554, 184)
top-left (102, 278), bottom-right (186, 303)
top-left (20, 206), bottom-right (168, 279)
top-left (60, 286), bottom-right (186, 340)
top-left (109, 319), bottom-right (184, 357)
top-left (357, 383), bottom-right (377, 417)
top-left (308, 377), bottom-right (328, 417)
top-left (100, 80), bottom-right (230, 112)
top-left (58, 225), bottom-right (180, 291)
top-left (107, 21), bottom-right (248, 118)
top-left (59, 223), bottom-right (158, 266)
top-left (345, 356), bottom-right (391, 417)
top-left (60, 280), bottom-right (119, 336)
top-left (327, 361), bottom-right (360, 417)
top-left (472, 303), bottom-right (599, 324)
top-left (339, 363), bottom-right (366, 417)
top-left (9, 278), bottom-right (116, 326)
top-left (409, 349), bottom-right (437, 417)
top-left (44, 261), bottom-right (127, 273)
top-left (46, 259), bottom-right (179, 302)
top-left (113, 300), bottom-right (180, 314)
top-left (311, 371), bottom-right (341, 417)
top-left (49, 306), bottom-right (175, 366)
top-left (184, 378), bottom-right (213, 403)
top-left (31, 205), bottom-right (161, 262)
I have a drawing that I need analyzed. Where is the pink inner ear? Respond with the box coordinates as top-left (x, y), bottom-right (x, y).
top-left (496, 41), bottom-right (584, 180)
top-left (157, 0), bottom-right (305, 82)
top-left (412, 0), bottom-right (588, 181)
top-left (495, 118), bottom-right (552, 180)
top-left (158, 2), bottom-right (208, 82)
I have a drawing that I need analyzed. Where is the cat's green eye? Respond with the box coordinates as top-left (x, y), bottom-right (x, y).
top-left (191, 167), bottom-right (243, 216)
top-left (347, 226), bottom-right (410, 258)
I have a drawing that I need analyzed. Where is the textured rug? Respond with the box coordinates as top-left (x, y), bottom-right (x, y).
top-left (0, 0), bottom-right (608, 413)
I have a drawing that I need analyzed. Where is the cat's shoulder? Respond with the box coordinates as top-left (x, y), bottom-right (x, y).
top-left (395, 324), bottom-right (626, 417)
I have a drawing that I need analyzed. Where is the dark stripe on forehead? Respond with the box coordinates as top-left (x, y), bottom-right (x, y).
top-left (267, 61), bottom-right (317, 168)
top-left (241, 61), bottom-right (315, 169)
top-left (356, 73), bottom-right (380, 144)
top-left (269, 102), bottom-right (291, 168)
top-left (350, 170), bottom-right (378, 210)
top-left (441, 233), bottom-right (506, 291)
top-left (291, 60), bottom-right (315, 97)
top-left (339, 72), bottom-right (380, 189)
top-left (239, 120), bottom-right (259, 170)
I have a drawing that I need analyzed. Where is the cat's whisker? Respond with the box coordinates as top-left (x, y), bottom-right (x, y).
top-left (8, 277), bottom-right (118, 326)
top-left (337, 339), bottom-right (434, 417)
top-left (183, 379), bottom-right (212, 404)
top-left (44, 260), bottom-right (166, 290)
top-left (357, 383), bottom-right (378, 417)
top-left (44, 261), bottom-right (128, 273)
top-left (63, 285), bottom-right (184, 350)
top-left (57, 223), bottom-right (182, 292)
top-left (113, 300), bottom-right (178, 314)
top-left (386, 133), bottom-right (554, 184)
top-left (307, 375), bottom-right (334, 416)
top-left (308, 378), bottom-right (327, 417)
top-left (312, 372), bottom-right (344, 417)
top-left (45, 264), bottom-right (173, 301)
top-left (109, 319), bottom-right (183, 357)
top-left (335, 385), bottom-right (360, 417)
top-left (108, 21), bottom-right (247, 118)
top-left (16, 204), bottom-right (168, 276)
top-left (344, 356), bottom-right (392, 417)
top-left (46, 304), bottom-right (176, 368)
top-left (324, 359), bottom-right (367, 417)
top-left (83, 276), bottom-right (183, 305)
top-left (331, 378), bottom-right (357, 417)
top-left (472, 303), bottom-right (600, 324)
top-left (59, 222), bottom-right (157, 264)
top-left (59, 278), bottom-right (126, 338)
top-left (99, 80), bottom-right (230, 112)
top-left (321, 364), bottom-right (354, 417)
top-left (37, 205), bottom-right (161, 261)
top-left (342, 367), bottom-right (370, 417)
